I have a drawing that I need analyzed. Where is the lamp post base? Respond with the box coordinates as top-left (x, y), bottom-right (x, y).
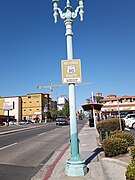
top-left (65, 159), bottom-right (88, 177)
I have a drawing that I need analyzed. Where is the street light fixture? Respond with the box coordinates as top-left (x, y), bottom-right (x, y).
top-left (52, 0), bottom-right (87, 177)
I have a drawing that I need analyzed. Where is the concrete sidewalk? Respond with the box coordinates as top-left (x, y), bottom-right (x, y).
top-left (32, 124), bottom-right (129, 180)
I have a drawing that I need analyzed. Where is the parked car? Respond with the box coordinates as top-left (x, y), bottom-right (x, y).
top-left (56, 116), bottom-right (69, 125)
top-left (30, 119), bottom-right (36, 123)
top-left (125, 118), bottom-right (135, 129)
top-left (9, 121), bottom-right (18, 125)
top-left (122, 113), bottom-right (135, 123)
top-left (19, 120), bottom-right (33, 125)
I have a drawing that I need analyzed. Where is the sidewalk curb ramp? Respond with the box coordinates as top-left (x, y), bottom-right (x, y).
top-left (101, 158), bottom-right (128, 180)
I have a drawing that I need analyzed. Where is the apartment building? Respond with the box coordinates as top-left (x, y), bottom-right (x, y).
top-left (21, 93), bottom-right (52, 120)
top-left (101, 94), bottom-right (135, 115)
top-left (0, 92), bottom-right (57, 121)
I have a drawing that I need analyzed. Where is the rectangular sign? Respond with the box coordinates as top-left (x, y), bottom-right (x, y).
top-left (61, 59), bottom-right (82, 84)
top-left (3, 102), bottom-right (14, 110)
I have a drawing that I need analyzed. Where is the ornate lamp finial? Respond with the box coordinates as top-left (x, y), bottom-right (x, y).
top-left (66, 0), bottom-right (70, 7)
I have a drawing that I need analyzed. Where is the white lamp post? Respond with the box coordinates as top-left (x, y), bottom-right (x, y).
top-left (52, 0), bottom-right (87, 176)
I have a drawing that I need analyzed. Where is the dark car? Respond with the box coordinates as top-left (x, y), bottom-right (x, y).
top-left (56, 116), bottom-right (69, 125)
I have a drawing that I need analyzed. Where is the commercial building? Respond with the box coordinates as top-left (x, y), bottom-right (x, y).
top-left (21, 93), bottom-right (49, 120)
top-left (0, 93), bottom-right (57, 121)
top-left (101, 94), bottom-right (135, 116)
top-left (82, 93), bottom-right (135, 120)
top-left (57, 96), bottom-right (69, 111)
top-left (0, 96), bottom-right (21, 121)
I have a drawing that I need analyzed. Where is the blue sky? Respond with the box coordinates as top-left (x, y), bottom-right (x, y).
top-left (0, 0), bottom-right (135, 110)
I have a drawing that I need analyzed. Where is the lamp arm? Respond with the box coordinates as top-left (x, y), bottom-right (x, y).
top-left (57, 8), bottom-right (66, 19)
top-left (72, 6), bottom-right (84, 21)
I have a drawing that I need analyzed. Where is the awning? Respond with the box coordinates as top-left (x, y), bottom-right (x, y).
top-left (82, 103), bottom-right (103, 111)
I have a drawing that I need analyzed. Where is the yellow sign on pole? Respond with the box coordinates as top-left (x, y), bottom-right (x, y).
top-left (61, 59), bottom-right (82, 84)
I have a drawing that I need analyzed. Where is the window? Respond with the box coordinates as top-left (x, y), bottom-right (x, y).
top-left (29, 109), bottom-right (32, 111)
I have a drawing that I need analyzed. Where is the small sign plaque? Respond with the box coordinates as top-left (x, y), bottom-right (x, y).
top-left (61, 59), bottom-right (82, 84)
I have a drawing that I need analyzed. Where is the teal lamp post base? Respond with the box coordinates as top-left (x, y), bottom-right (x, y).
top-left (65, 159), bottom-right (88, 176)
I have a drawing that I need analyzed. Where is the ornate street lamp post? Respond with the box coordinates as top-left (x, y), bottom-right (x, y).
top-left (52, 0), bottom-right (87, 176)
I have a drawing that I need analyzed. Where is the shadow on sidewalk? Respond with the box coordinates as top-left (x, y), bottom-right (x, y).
top-left (85, 147), bottom-right (103, 165)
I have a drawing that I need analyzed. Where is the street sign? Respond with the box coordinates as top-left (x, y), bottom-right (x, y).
top-left (61, 59), bottom-right (82, 84)
top-left (44, 106), bottom-right (48, 112)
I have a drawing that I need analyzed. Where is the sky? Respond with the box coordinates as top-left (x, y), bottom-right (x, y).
top-left (0, 0), bottom-right (135, 110)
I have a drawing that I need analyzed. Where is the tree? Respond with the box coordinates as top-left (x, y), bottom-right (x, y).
top-left (50, 108), bottom-right (58, 120)
top-left (86, 96), bottom-right (103, 104)
top-left (86, 98), bottom-right (90, 104)
top-left (96, 96), bottom-right (103, 103)
top-left (62, 102), bottom-right (70, 117)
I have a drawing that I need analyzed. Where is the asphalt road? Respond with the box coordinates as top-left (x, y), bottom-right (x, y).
top-left (0, 121), bottom-right (85, 180)
top-left (129, 129), bottom-right (135, 137)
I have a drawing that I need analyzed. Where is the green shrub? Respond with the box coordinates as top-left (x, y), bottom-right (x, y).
top-left (96, 118), bottom-right (122, 133)
top-left (131, 146), bottom-right (135, 163)
top-left (125, 163), bottom-right (135, 180)
top-left (109, 130), bottom-right (123, 136)
top-left (102, 137), bottom-right (128, 157)
top-left (35, 120), bottom-right (40, 123)
top-left (110, 131), bottom-right (134, 146)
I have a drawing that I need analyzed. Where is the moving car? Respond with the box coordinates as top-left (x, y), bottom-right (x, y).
top-left (56, 116), bottom-right (69, 125)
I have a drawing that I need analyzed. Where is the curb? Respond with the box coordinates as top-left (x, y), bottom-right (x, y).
top-left (101, 157), bottom-right (129, 167)
top-left (43, 143), bottom-right (70, 180)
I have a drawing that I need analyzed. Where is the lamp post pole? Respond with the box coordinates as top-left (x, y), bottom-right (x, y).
top-left (117, 99), bottom-right (122, 130)
top-left (52, 0), bottom-right (87, 176)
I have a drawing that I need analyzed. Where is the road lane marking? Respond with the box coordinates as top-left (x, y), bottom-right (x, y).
top-left (37, 132), bottom-right (47, 137)
top-left (0, 142), bottom-right (18, 150)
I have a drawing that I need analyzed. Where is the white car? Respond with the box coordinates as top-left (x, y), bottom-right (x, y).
top-left (9, 121), bottom-right (18, 125)
top-left (123, 113), bottom-right (135, 123)
top-left (125, 118), bottom-right (135, 129)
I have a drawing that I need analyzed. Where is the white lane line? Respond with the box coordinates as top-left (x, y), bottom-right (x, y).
top-left (37, 132), bottom-right (47, 137)
top-left (0, 142), bottom-right (18, 150)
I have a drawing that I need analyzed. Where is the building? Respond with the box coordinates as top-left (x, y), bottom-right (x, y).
top-left (57, 96), bottom-right (69, 111)
top-left (0, 92), bottom-right (57, 121)
top-left (101, 94), bottom-right (135, 116)
top-left (0, 96), bottom-right (21, 121)
top-left (21, 93), bottom-right (48, 120)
